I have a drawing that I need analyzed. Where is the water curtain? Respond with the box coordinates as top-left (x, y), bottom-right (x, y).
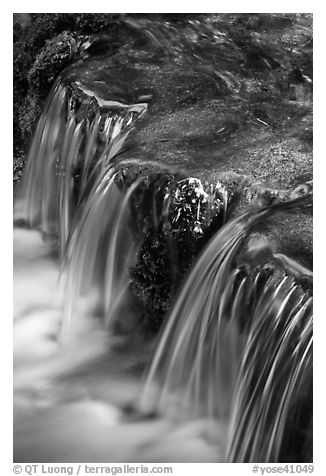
top-left (141, 199), bottom-right (312, 462)
top-left (15, 73), bottom-right (312, 463)
top-left (18, 79), bottom-right (147, 256)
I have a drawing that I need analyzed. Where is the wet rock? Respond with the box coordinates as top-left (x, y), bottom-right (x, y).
top-left (14, 13), bottom-right (313, 329)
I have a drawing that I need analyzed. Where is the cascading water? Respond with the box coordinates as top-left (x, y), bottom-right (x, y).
top-left (140, 198), bottom-right (313, 462)
top-left (15, 76), bottom-right (147, 251)
top-left (14, 66), bottom-right (312, 463)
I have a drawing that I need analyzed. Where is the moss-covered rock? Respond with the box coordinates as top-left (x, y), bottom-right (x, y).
top-left (127, 174), bottom-right (228, 331)
top-left (14, 13), bottom-right (313, 330)
top-left (13, 14), bottom-right (129, 157)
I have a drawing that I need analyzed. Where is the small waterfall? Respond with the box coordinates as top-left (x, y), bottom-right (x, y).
top-left (14, 72), bottom-right (312, 463)
top-left (15, 77), bottom-right (149, 341)
top-left (61, 172), bottom-right (142, 337)
top-left (15, 78), bottom-right (147, 255)
top-left (226, 278), bottom-right (312, 462)
top-left (140, 198), bottom-right (313, 462)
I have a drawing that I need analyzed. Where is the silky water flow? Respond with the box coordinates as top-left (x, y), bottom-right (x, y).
top-left (13, 78), bottom-right (313, 463)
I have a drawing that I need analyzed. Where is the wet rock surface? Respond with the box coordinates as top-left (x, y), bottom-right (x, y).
top-left (14, 14), bottom-right (313, 315)
top-left (13, 15), bottom-right (313, 463)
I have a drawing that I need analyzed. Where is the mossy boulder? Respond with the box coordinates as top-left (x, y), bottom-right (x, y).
top-left (14, 14), bottom-right (313, 328)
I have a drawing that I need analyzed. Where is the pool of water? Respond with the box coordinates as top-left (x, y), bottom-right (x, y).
top-left (13, 226), bottom-right (225, 463)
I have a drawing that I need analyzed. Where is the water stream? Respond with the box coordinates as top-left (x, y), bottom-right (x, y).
top-left (13, 61), bottom-right (312, 463)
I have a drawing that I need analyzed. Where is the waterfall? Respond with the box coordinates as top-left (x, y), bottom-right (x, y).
top-left (13, 74), bottom-right (312, 463)
top-left (140, 200), bottom-right (312, 462)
